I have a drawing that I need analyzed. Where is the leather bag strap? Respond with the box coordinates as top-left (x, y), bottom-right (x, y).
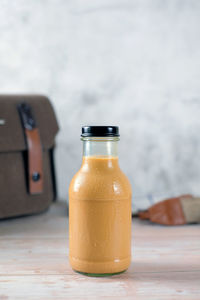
top-left (18, 103), bottom-right (43, 194)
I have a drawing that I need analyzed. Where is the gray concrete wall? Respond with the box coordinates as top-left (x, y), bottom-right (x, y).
top-left (0, 0), bottom-right (200, 211)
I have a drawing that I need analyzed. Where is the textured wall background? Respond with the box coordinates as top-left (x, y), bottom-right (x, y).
top-left (0, 0), bottom-right (200, 211)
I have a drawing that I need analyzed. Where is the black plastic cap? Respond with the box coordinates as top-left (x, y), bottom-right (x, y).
top-left (81, 126), bottom-right (119, 137)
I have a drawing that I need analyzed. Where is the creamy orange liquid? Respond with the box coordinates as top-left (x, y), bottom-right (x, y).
top-left (69, 156), bottom-right (132, 274)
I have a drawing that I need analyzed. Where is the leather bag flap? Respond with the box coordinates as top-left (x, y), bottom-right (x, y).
top-left (0, 95), bottom-right (59, 152)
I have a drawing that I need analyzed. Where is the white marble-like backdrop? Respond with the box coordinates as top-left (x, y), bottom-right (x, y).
top-left (0, 0), bottom-right (200, 211)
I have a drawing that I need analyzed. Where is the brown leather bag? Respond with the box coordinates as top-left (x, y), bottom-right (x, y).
top-left (0, 95), bottom-right (59, 219)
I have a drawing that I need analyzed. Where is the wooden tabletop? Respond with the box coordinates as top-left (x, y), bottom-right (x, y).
top-left (0, 202), bottom-right (199, 299)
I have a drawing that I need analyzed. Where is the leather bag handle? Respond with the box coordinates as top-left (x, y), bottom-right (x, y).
top-left (18, 103), bottom-right (43, 194)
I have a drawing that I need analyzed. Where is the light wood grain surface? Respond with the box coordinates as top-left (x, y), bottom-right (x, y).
top-left (0, 202), bottom-right (199, 299)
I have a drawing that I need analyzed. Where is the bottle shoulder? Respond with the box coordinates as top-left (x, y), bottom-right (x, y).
top-left (69, 167), bottom-right (132, 200)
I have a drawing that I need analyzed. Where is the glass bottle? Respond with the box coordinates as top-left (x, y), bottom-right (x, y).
top-left (69, 126), bottom-right (132, 276)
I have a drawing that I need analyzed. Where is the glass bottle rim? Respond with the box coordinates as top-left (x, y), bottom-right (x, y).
top-left (81, 136), bottom-right (120, 142)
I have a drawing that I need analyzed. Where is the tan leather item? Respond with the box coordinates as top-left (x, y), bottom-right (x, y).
top-left (25, 128), bottom-right (43, 194)
top-left (138, 195), bottom-right (193, 225)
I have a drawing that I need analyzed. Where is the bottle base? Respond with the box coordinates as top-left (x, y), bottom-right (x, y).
top-left (70, 256), bottom-right (131, 275)
top-left (75, 269), bottom-right (127, 277)
top-left (69, 256), bottom-right (131, 277)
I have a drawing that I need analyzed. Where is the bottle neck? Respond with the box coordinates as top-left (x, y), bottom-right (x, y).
top-left (82, 137), bottom-right (119, 157)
